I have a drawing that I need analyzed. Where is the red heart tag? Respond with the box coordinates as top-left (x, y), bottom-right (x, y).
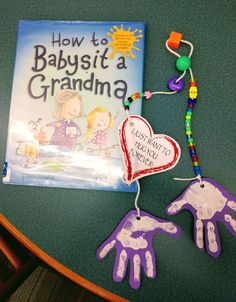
top-left (118, 115), bottom-right (181, 184)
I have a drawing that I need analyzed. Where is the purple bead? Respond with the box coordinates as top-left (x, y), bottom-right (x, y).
top-left (167, 76), bottom-right (185, 92)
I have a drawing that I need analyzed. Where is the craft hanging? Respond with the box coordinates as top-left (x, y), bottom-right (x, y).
top-left (165, 33), bottom-right (236, 257)
top-left (96, 31), bottom-right (236, 290)
top-left (97, 32), bottom-right (184, 289)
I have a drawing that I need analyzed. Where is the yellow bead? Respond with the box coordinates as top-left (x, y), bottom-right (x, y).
top-left (193, 161), bottom-right (199, 166)
top-left (189, 86), bottom-right (198, 99)
top-left (186, 131), bottom-right (192, 135)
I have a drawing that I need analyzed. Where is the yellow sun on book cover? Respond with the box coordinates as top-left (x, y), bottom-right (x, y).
top-left (107, 24), bottom-right (143, 58)
top-left (3, 20), bottom-right (145, 192)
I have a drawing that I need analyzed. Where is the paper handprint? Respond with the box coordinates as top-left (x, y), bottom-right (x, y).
top-left (97, 210), bottom-right (181, 289)
top-left (167, 178), bottom-right (236, 257)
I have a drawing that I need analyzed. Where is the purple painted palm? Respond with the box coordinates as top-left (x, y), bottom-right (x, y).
top-left (97, 210), bottom-right (181, 289)
top-left (167, 178), bottom-right (236, 257)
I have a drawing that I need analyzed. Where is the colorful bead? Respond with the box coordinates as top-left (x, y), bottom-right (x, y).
top-left (167, 76), bottom-right (185, 92)
top-left (194, 166), bottom-right (201, 174)
top-left (140, 92), bottom-right (144, 97)
top-left (168, 32), bottom-right (183, 49)
top-left (189, 150), bottom-right (196, 155)
top-left (132, 95), bottom-right (136, 100)
top-left (135, 92), bottom-right (140, 98)
top-left (176, 56), bottom-right (191, 71)
top-left (188, 98), bottom-right (196, 104)
top-left (144, 91), bottom-right (152, 100)
top-left (128, 97), bottom-right (133, 102)
top-left (189, 79), bottom-right (197, 87)
top-left (186, 115), bottom-right (191, 120)
top-left (124, 100), bottom-right (130, 110)
top-left (191, 155), bottom-right (198, 162)
top-left (186, 130), bottom-right (192, 135)
top-left (189, 86), bottom-right (198, 99)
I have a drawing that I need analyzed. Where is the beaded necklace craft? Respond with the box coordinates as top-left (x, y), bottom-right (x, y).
top-left (97, 32), bottom-right (236, 289)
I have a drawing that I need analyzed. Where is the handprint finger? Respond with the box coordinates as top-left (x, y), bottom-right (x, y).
top-left (166, 198), bottom-right (187, 215)
top-left (205, 221), bottom-right (221, 257)
top-left (97, 239), bottom-right (116, 260)
top-left (221, 214), bottom-right (236, 237)
top-left (227, 201), bottom-right (236, 212)
top-left (194, 219), bottom-right (204, 250)
top-left (113, 249), bottom-right (128, 282)
top-left (143, 250), bottom-right (156, 279)
top-left (129, 254), bottom-right (141, 289)
top-left (158, 221), bottom-right (181, 237)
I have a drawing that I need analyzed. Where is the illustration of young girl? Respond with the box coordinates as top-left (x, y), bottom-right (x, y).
top-left (47, 89), bottom-right (84, 149)
top-left (85, 107), bottom-right (115, 152)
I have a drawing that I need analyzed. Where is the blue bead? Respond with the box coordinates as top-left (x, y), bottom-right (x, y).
top-left (187, 108), bottom-right (193, 112)
top-left (189, 150), bottom-right (196, 155)
top-left (188, 98), bottom-right (197, 104)
top-left (186, 135), bottom-right (192, 139)
top-left (167, 76), bottom-right (185, 92)
top-left (194, 166), bottom-right (201, 174)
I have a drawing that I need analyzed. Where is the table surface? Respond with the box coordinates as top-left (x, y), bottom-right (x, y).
top-left (1, 1), bottom-right (236, 301)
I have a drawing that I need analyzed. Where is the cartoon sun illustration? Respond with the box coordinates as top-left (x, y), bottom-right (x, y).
top-left (106, 25), bottom-right (143, 59)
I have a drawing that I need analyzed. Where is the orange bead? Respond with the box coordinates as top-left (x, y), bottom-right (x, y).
top-left (168, 32), bottom-right (183, 49)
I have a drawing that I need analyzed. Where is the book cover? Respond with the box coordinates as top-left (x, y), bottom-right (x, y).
top-left (3, 20), bottom-right (145, 192)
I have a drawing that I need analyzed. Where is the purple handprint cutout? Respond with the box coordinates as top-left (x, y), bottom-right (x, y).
top-left (97, 210), bottom-right (181, 289)
top-left (167, 178), bottom-right (236, 257)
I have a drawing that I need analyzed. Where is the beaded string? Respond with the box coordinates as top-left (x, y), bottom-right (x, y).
top-left (185, 78), bottom-right (201, 177)
top-left (123, 31), bottom-right (202, 183)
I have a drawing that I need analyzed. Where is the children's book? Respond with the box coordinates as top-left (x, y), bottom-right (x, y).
top-left (3, 20), bottom-right (145, 192)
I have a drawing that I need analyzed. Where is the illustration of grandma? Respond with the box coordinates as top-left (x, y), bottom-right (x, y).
top-left (47, 89), bottom-right (84, 149)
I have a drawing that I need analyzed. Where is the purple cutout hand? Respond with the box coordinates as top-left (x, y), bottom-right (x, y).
top-left (167, 178), bottom-right (236, 257)
top-left (97, 210), bottom-right (181, 289)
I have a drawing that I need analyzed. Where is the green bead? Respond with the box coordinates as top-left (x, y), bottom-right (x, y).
top-left (124, 100), bottom-right (130, 106)
top-left (176, 56), bottom-right (191, 71)
top-left (188, 138), bottom-right (193, 143)
top-left (140, 92), bottom-right (144, 97)
top-left (186, 126), bottom-right (191, 131)
top-left (187, 111), bottom-right (192, 115)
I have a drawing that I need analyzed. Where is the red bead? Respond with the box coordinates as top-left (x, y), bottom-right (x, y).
top-left (189, 145), bottom-right (195, 150)
top-left (191, 155), bottom-right (198, 162)
top-left (189, 81), bottom-right (197, 87)
top-left (135, 92), bottom-right (140, 98)
top-left (188, 104), bottom-right (193, 108)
